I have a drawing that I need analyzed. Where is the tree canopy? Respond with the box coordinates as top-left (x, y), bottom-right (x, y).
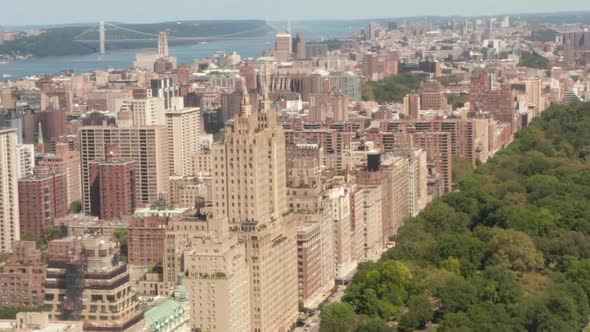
top-left (518, 51), bottom-right (549, 70)
top-left (362, 74), bottom-right (423, 103)
top-left (323, 102), bottom-right (590, 331)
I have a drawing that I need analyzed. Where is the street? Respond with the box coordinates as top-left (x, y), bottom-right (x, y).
top-left (293, 285), bottom-right (347, 332)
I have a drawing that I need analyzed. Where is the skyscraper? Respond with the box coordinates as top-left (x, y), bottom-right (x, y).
top-left (293, 33), bottom-right (306, 60)
top-left (275, 32), bottom-right (293, 61)
top-left (80, 126), bottom-right (169, 214)
top-left (15, 144), bottom-right (35, 179)
top-left (151, 78), bottom-right (179, 110)
top-left (0, 129), bottom-right (20, 253)
top-left (211, 89), bottom-right (299, 331)
top-left (165, 107), bottom-right (201, 176)
top-left (115, 97), bottom-right (166, 127)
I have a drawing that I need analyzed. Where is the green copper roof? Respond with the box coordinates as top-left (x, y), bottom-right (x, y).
top-left (175, 272), bottom-right (191, 303)
top-left (144, 299), bottom-right (185, 331)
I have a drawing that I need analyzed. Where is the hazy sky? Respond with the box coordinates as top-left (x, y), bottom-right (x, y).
top-left (3, 0), bottom-right (590, 26)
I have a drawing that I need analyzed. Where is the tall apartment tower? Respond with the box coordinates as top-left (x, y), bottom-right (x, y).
top-left (292, 33), bottom-right (306, 60)
top-left (80, 126), bottom-right (168, 214)
top-left (0, 129), bottom-right (20, 253)
top-left (15, 144), bottom-right (35, 179)
top-left (165, 107), bottom-right (201, 176)
top-left (18, 172), bottom-right (68, 236)
top-left (212, 89), bottom-right (299, 331)
top-left (275, 32), bottom-right (293, 54)
top-left (88, 145), bottom-right (137, 221)
top-left (37, 143), bottom-right (81, 204)
top-left (151, 78), bottom-right (179, 110)
top-left (403, 94), bottom-right (421, 119)
top-left (275, 32), bottom-right (293, 61)
top-left (116, 97), bottom-right (166, 127)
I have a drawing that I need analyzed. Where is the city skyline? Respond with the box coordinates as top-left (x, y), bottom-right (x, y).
top-left (2, 5), bottom-right (590, 331)
top-left (2, 0), bottom-right (590, 26)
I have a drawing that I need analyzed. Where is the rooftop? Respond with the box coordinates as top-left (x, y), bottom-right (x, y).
top-left (144, 299), bottom-right (185, 329)
top-left (0, 320), bottom-right (82, 332)
top-left (134, 207), bottom-right (189, 217)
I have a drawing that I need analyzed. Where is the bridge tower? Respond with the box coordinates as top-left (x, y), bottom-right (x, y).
top-left (99, 20), bottom-right (105, 55)
top-left (158, 32), bottom-right (169, 57)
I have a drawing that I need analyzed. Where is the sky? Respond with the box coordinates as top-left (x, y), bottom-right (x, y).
top-left (3, 0), bottom-right (590, 26)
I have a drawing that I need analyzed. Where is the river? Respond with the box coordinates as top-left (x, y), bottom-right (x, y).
top-left (0, 38), bottom-right (275, 79)
top-left (0, 19), bottom-right (372, 79)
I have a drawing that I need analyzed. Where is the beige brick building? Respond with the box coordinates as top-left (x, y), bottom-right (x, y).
top-left (210, 91), bottom-right (299, 331)
top-left (182, 217), bottom-right (251, 332)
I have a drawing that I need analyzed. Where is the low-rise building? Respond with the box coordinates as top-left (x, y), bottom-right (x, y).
top-left (0, 312), bottom-right (83, 332)
top-left (0, 242), bottom-right (46, 309)
top-left (44, 236), bottom-right (144, 332)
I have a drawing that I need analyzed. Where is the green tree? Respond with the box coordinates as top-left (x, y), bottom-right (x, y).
top-left (525, 174), bottom-right (561, 201)
top-left (69, 200), bottom-right (82, 213)
top-left (487, 229), bottom-right (544, 272)
top-left (354, 318), bottom-right (393, 332)
top-left (440, 257), bottom-right (462, 275)
top-left (397, 294), bottom-right (434, 331)
top-left (438, 312), bottom-right (474, 332)
top-left (361, 74), bottom-right (423, 103)
top-left (435, 276), bottom-right (477, 314)
top-left (114, 228), bottom-right (128, 261)
top-left (320, 303), bottom-right (359, 332)
top-left (446, 93), bottom-right (469, 109)
top-left (518, 51), bottom-right (549, 69)
top-left (478, 268), bottom-right (522, 306)
top-left (437, 75), bottom-right (462, 86)
top-left (452, 157), bottom-right (474, 184)
top-left (344, 260), bottom-right (411, 319)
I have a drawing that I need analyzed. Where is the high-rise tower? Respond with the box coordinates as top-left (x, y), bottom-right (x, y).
top-left (0, 129), bottom-right (20, 253)
top-left (211, 87), bottom-right (299, 331)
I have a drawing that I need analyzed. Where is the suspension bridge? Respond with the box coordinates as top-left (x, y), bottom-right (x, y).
top-left (74, 21), bottom-right (276, 55)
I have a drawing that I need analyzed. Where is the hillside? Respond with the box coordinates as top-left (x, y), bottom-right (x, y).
top-left (0, 20), bottom-right (273, 58)
top-left (322, 102), bottom-right (590, 331)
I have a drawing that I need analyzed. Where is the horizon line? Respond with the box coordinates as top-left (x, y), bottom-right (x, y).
top-left (4, 10), bottom-right (590, 29)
